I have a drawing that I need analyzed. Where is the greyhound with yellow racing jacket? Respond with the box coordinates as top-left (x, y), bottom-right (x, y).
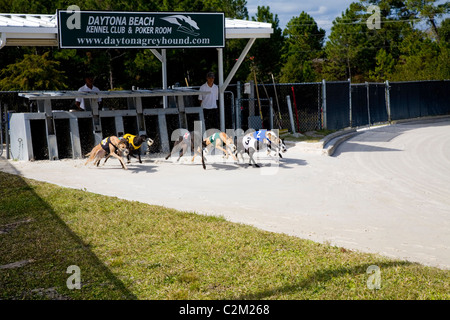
top-left (122, 133), bottom-right (154, 163)
top-left (103, 133), bottom-right (154, 165)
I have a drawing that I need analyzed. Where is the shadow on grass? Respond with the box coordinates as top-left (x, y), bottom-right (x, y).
top-left (234, 260), bottom-right (412, 300)
top-left (0, 159), bottom-right (137, 300)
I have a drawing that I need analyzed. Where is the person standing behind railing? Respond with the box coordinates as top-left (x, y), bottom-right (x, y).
top-left (198, 71), bottom-right (219, 130)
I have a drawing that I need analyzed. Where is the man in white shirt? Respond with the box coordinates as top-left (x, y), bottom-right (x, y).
top-left (75, 74), bottom-right (102, 111)
top-left (198, 72), bottom-right (219, 129)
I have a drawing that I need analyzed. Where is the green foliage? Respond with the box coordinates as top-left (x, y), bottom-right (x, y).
top-left (369, 49), bottom-right (396, 81)
top-left (390, 30), bottom-right (450, 80)
top-left (248, 6), bottom-right (285, 82)
top-left (0, 0), bottom-right (448, 90)
top-left (323, 0), bottom-right (449, 82)
top-left (0, 52), bottom-right (67, 90)
top-left (279, 12), bottom-right (325, 83)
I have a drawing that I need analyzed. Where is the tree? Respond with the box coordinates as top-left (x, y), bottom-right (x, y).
top-left (369, 48), bottom-right (396, 81)
top-left (438, 17), bottom-right (450, 42)
top-left (0, 51), bottom-right (67, 90)
top-left (279, 11), bottom-right (325, 83)
top-left (390, 29), bottom-right (449, 80)
top-left (405, 0), bottom-right (450, 41)
top-left (247, 6), bottom-right (285, 82)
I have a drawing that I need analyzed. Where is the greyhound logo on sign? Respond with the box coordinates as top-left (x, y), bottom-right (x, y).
top-left (161, 15), bottom-right (200, 36)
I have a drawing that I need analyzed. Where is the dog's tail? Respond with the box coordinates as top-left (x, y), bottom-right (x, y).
top-left (201, 148), bottom-right (206, 170)
top-left (201, 141), bottom-right (206, 170)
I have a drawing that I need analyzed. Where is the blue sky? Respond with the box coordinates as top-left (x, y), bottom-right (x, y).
top-left (246, 0), bottom-right (355, 36)
top-left (246, 0), bottom-right (449, 37)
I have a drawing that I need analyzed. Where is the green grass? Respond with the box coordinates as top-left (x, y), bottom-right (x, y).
top-left (282, 129), bottom-right (336, 142)
top-left (0, 171), bottom-right (449, 300)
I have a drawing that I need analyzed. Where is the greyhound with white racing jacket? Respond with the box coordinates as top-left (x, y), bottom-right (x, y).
top-left (237, 129), bottom-right (287, 167)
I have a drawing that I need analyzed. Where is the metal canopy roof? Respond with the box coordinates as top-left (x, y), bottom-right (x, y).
top-left (0, 13), bottom-right (273, 48)
top-left (18, 88), bottom-right (208, 100)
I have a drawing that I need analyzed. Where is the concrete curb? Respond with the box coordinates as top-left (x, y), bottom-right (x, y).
top-left (322, 130), bottom-right (359, 156)
top-left (284, 128), bottom-right (357, 156)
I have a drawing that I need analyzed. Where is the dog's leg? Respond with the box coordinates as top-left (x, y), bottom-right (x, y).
top-left (103, 154), bottom-right (111, 165)
top-left (111, 152), bottom-right (128, 170)
top-left (228, 145), bottom-right (238, 162)
top-left (247, 148), bottom-right (260, 167)
top-left (177, 144), bottom-right (187, 162)
top-left (191, 147), bottom-right (199, 162)
top-left (215, 144), bottom-right (229, 158)
top-left (278, 148), bottom-right (283, 159)
top-left (85, 148), bottom-right (99, 166)
top-left (166, 137), bottom-right (182, 160)
top-left (108, 146), bottom-right (128, 170)
top-left (240, 151), bottom-right (245, 163)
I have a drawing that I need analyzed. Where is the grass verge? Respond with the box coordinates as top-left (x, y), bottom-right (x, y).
top-left (282, 129), bottom-right (336, 143)
top-left (0, 171), bottom-right (448, 300)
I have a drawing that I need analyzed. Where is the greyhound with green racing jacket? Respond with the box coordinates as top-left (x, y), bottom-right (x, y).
top-left (192, 131), bottom-right (237, 169)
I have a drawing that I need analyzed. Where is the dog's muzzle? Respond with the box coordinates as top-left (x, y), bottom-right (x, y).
top-left (121, 148), bottom-right (130, 156)
top-left (228, 144), bottom-right (237, 153)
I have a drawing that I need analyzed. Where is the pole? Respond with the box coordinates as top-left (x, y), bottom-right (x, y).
top-left (162, 49), bottom-right (168, 109)
top-left (385, 80), bottom-right (391, 123)
top-left (291, 86), bottom-right (300, 133)
top-left (348, 78), bottom-right (352, 127)
top-left (253, 69), bottom-right (264, 129)
top-left (218, 48), bottom-right (225, 132)
top-left (322, 79), bottom-right (327, 130)
top-left (366, 81), bottom-right (371, 127)
top-left (0, 103), bottom-right (3, 156)
top-left (261, 78), bottom-right (282, 129)
top-left (236, 81), bottom-right (242, 130)
top-left (270, 73), bottom-right (282, 126)
top-left (286, 96), bottom-right (296, 134)
top-left (4, 104), bottom-right (9, 159)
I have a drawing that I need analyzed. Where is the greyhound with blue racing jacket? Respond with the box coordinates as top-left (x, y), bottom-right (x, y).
top-left (237, 129), bottom-right (287, 167)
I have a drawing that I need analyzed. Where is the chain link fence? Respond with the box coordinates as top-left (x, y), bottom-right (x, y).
top-left (2, 80), bottom-right (449, 158)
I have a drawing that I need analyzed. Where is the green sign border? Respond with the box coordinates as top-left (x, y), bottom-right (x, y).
top-left (57, 10), bottom-right (225, 49)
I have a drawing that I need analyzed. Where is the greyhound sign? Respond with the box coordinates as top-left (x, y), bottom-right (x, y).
top-left (58, 9), bottom-right (225, 49)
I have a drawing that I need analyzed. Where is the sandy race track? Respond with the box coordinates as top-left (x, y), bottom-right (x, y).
top-left (1, 117), bottom-right (449, 270)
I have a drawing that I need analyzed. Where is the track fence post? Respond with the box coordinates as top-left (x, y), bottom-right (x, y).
top-left (385, 80), bottom-right (391, 123)
top-left (286, 95), bottom-right (296, 135)
top-left (322, 79), bottom-right (327, 130)
top-left (349, 78), bottom-right (352, 127)
top-left (366, 81), bottom-right (371, 127)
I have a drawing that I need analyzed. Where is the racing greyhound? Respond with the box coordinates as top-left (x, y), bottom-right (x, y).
top-left (192, 131), bottom-right (237, 170)
top-left (85, 136), bottom-right (130, 170)
top-left (104, 134), bottom-right (153, 165)
top-left (165, 130), bottom-right (202, 162)
top-left (237, 130), bottom-right (287, 167)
